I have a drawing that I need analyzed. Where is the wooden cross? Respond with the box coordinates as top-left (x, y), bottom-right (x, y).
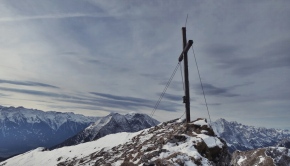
top-left (178, 27), bottom-right (193, 123)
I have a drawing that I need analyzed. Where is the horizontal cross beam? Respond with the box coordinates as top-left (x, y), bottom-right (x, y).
top-left (178, 40), bottom-right (193, 62)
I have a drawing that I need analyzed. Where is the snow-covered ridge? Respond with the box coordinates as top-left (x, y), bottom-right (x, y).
top-left (0, 118), bottom-right (231, 166)
top-left (0, 105), bottom-right (98, 130)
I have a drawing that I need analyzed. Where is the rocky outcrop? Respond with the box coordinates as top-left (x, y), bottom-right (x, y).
top-left (277, 139), bottom-right (290, 148)
top-left (231, 147), bottom-right (290, 166)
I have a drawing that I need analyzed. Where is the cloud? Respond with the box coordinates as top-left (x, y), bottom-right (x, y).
top-left (86, 59), bottom-right (100, 64)
top-left (90, 92), bottom-right (152, 103)
top-left (0, 13), bottom-right (109, 22)
top-left (0, 87), bottom-right (82, 100)
top-left (204, 38), bottom-right (290, 76)
top-left (0, 0), bottom-right (289, 128)
top-left (193, 83), bottom-right (239, 97)
top-left (0, 79), bottom-right (59, 89)
top-left (0, 85), bottom-right (180, 112)
top-left (156, 93), bottom-right (183, 102)
top-left (0, 93), bottom-right (9, 97)
top-left (89, 92), bottom-right (179, 112)
top-left (159, 80), bottom-right (184, 92)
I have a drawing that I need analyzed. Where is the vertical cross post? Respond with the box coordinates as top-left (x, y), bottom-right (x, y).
top-left (182, 27), bottom-right (191, 123)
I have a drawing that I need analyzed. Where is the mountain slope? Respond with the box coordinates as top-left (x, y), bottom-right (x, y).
top-left (211, 118), bottom-right (290, 153)
top-left (0, 118), bottom-right (231, 166)
top-left (0, 105), bottom-right (99, 158)
top-left (52, 112), bottom-right (159, 149)
top-left (230, 147), bottom-right (290, 166)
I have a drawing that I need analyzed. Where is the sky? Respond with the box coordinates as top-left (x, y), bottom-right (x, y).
top-left (0, 0), bottom-right (289, 129)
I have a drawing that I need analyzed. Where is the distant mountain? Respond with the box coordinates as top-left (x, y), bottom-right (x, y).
top-left (211, 118), bottom-right (290, 153)
top-left (231, 147), bottom-right (290, 166)
top-left (52, 112), bottom-right (160, 149)
top-left (0, 105), bottom-right (99, 158)
top-left (0, 157), bottom-right (6, 162)
top-left (0, 118), bottom-right (231, 166)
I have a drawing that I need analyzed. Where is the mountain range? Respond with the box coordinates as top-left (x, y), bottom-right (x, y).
top-left (0, 105), bottom-right (99, 158)
top-left (0, 118), bottom-right (232, 166)
top-left (211, 118), bottom-right (290, 153)
top-left (0, 107), bottom-right (289, 165)
top-left (0, 105), bottom-right (159, 159)
top-left (1, 105), bottom-right (290, 165)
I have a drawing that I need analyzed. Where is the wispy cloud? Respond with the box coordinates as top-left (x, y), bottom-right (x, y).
top-left (90, 92), bottom-right (152, 103)
top-left (156, 93), bottom-right (183, 102)
top-left (0, 86), bottom-right (180, 112)
top-left (0, 93), bottom-right (9, 97)
top-left (88, 92), bottom-right (179, 112)
top-left (205, 38), bottom-right (290, 76)
top-left (0, 13), bottom-right (109, 22)
top-left (0, 79), bottom-right (59, 89)
top-left (193, 83), bottom-right (239, 97)
top-left (0, 87), bottom-right (81, 100)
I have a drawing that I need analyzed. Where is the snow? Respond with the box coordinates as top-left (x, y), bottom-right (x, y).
top-left (159, 135), bottom-right (213, 164)
top-left (184, 160), bottom-right (197, 166)
top-left (177, 118), bottom-right (185, 123)
top-left (276, 147), bottom-right (286, 152)
top-left (259, 156), bottom-right (265, 163)
top-left (0, 131), bottom-right (141, 166)
top-left (237, 156), bottom-right (247, 165)
top-left (197, 134), bottom-right (223, 148)
top-left (192, 119), bottom-right (208, 126)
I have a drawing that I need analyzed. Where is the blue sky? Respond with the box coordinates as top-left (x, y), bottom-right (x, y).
top-left (0, 0), bottom-right (290, 129)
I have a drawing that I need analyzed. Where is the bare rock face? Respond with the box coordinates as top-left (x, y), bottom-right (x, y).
top-left (277, 139), bottom-right (290, 149)
top-left (231, 147), bottom-right (290, 166)
top-left (58, 118), bottom-right (231, 166)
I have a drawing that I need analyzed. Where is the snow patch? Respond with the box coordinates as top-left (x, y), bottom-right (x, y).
top-left (259, 156), bottom-right (265, 163)
top-left (193, 119), bottom-right (208, 126)
top-left (237, 156), bottom-right (247, 165)
top-left (197, 134), bottom-right (223, 148)
top-left (176, 118), bottom-right (185, 123)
